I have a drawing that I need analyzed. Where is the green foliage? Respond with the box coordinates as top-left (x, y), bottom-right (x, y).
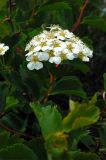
top-left (82, 17), bottom-right (106, 32)
top-left (0, 0), bottom-right (7, 10)
top-left (38, 2), bottom-right (71, 12)
top-left (31, 101), bottom-right (100, 158)
top-left (99, 123), bottom-right (106, 147)
top-left (62, 101), bottom-right (99, 132)
top-left (5, 96), bottom-right (19, 111)
top-left (51, 76), bottom-right (86, 98)
top-left (67, 151), bottom-right (99, 160)
top-left (0, 143), bottom-right (38, 160)
top-left (103, 73), bottom-right (106, 91)
top-left (0, 112), bottom-right (27, 131)
top-left (0, 131), bottom-right (38, 160)
top-left (31, 103), bottom-right (62, 137)
top-left (0, 131), bottom-right (22, 149)
top-left (26, 138), bottom-right (47, 160)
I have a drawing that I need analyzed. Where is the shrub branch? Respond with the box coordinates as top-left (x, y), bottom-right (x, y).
top-left (71, 0), bottom-right (89, 32)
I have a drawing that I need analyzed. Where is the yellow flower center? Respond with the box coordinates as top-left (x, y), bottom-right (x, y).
top-left (52, 42), bottom-right (60, 48)
top-left (60, 52), bottom-right (66, 60)
top-left (49, 51), bottom-right (54, 56)
top-left (78, 52), bottom-right (84, 59)
top-left (35, 37), bottom-right (41, 41)
top-left (67, 44), bottom-right (73, 51)
top-left (0, 48), bottom-right (4, 53)
top-left (60, 31), bottom-right (65, 37)
top-left (40, 42), bottom-right (47, 47)
top-left (47, 33), bottom-right (54, 39)
top-left (32, 56), bottom-right (38, 62)
top-left (29, 46), bottom-right (34, 52)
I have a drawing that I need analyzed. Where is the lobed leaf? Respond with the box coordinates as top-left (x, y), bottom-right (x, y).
top-left (62, 102), bottom-right (100, 132)
top-left (30, 103), bottom-right (62, 137)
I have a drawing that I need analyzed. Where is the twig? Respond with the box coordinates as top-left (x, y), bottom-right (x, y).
top-left (71, 0), bottom-right (89, 32)
top-left (43, 72), bottom-right (55, 103)
top-left (0, 123), bottom-right (34, 139)
top-left (49, 72), bottom-right (54, 84)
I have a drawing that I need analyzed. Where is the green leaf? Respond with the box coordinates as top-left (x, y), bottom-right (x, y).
top-left (5, 96), bottom-right (19, 111)
top-left (68, 129), bottom-right (90, 150)
top-left (62, 102), bottom-right (99, 132)
top-left (67, 151), bottom-right (99, 160)
top-left (26, 138), bottom-right (47, 160)
top-left (30, 103), bottom-right (62, 137)
top-left (69, 99), bottom-right (76, 111)
top-left (0, 82), bottom-right (9, 112)
top-left (103, 73), bottom-right (106, 91)
top-left (0, 131), bottom-right (10, 150)
top-left (0, 131), bottom-right (22, 150)
top-left (82, 17), bottom-right (106, 32)
top-left (38, 2), bottom-right (71, 12)
top-left (69, 59), bottom-right (90, 74)
top-left (99, 123), bottom-right (106, 147)
top-left (74, 0), bottom-right (84, 6)
top-left (0, 22), bottom-right (12, 38)
top-left (80, 133), bottom-right (96, 150)
top-left (15, 0), bottom-right (33, 11)
top-left (0, 0), bottom-right (7, 10)
top-left (0, 143), bottom-right (38, 160)
top-left (0, 112), bottom-right (26, 131)
top-left (51, 76), bottom-right (86, 98)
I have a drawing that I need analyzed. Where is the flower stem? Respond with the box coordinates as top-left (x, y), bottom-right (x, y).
top-left (43, 72), bottom-right (55, 103)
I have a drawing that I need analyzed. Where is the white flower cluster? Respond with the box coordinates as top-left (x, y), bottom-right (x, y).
top-left (0, 43), bottom-right (9, 56)
top-left (25, 25), bottom-right (93, 70)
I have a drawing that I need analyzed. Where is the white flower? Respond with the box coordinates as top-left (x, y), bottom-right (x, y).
top-left (82, 56), bottom-right (89, 62)
top-left (48, 24), bottom-right (62, 32)
top-left (65, 41), bottom-right (74, 53)
top-left (0, 43), bottom-right (9, 56)
top-left (37, 52), bottom-right (49, 61)
top-left (35, 40), bottom-right (52, 52)
top-left (54, 30), bottom-right (74, 40)
top-left (42, 31), bottom-right (55, 40)
top-left (26, 54), bottom-right (35, 61)
top-left (51, 40), bottom-right (66, 53)
top-left (66, 53), bottom-right (75, 60)
top-left (27, 61), bottom-right (43, 70)
top-left (83, 47), bottom-right (93, 57)
top-left (25, 43), bottom-right (30, 51)
top-left (25, 24), bottom-right (93, 70)
top-left (27, 61), bottom-right (36, 70)
top-left (49, 56), bottom-right (61, 64)
top-left (25, 46), bottom-right (37, 56)
top-left (72, 43), bottom-right (83, 54)
top-left (26, 52), bottom-right (48, 70)
top-left (25, 37), bottom-right (41, 52)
